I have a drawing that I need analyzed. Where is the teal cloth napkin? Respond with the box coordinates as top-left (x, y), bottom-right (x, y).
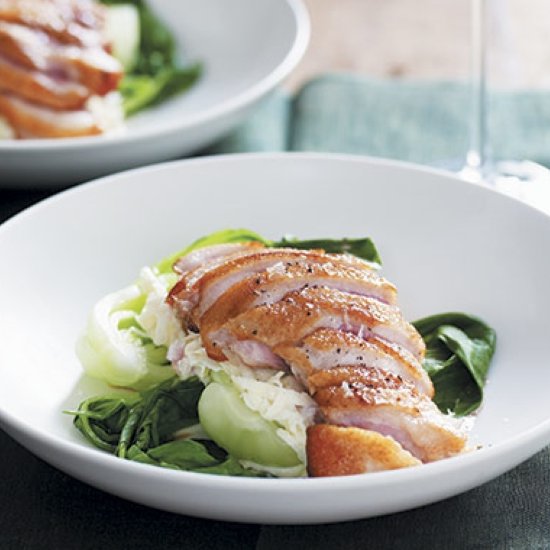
top-left (210, 74), bottom-right (550, 548)
top-left (211, 73), bottom-right (550, 168)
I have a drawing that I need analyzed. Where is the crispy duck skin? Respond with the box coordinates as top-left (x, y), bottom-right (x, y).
top-left (306, 424), bottom-right (421, 476)
top-left (210, 286), bottom-right (425, 368)
top-left (0, 54), bottom-right (90, 110)
top-left (194, 250), bottom-right (376, 318)
top-left (310, 366), bottom-right (467, 463)
top-left (168, 248), bottom-right (379, 330)
top-left (166, 243), bottom-right (468, 475)
top-left (274, 328), bottom-right (433, 397)
top-left (172, 242), bottom-right (266, 276)
top-left (0, 0), bottom-right (107, 48)
top-left (0, 92), bottom-right (102, 137)
top-left (0, 22), bottom-right (122, 95)
top-left (167, 243), bottom-right (270, 324)
top-left (0, 0), bottom-right (122, 138)
top-left (199, 262), bottom-right (397, 361)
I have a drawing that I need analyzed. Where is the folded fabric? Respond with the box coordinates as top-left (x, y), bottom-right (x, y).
top-left (211, 73), bottom-right (550, 168)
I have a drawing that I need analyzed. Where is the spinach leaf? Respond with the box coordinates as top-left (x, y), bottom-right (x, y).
top-left (193, 455), bottom-right (268, 477)
top-left (119, 65), bottom-right (201, 117)
top-left (273, 236), bottom-right (381, 266)
top-left (71, 393), bottom-right (139, 452)
top-left (126, 441), bottom-right (267, 476)
top-left (131, 439), bottom-right (219, 469)
top-left (157, 229), bottom-right (381, 274)
top-left (69, 377), bottom-right (204, 455)
top-left (414, 313), bottom-right (496, 416)
top-left (69, 377), bottom-right (266, 476)
top-left (116, 376), bottom-right (205, 457)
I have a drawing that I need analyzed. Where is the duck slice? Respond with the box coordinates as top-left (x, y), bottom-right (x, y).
top-left (274, 328), bottom-right (433, 397)
top-left (310, 365), bottom-right (467, 462)
top-left (0, 54), bottom-right (89, 109)
top-left (0, 0), bottom-right (106, 48)
top-left (210, 286), bottom-right (425, 369)
top-left (172, 241), bottom-right (266, 276)
top-left (0, 91), bottom-right (102, 137)
top-left (0, 22), bottom-right (122, 96)
top-left (306, 424), bottom-right (421, 476)
top-left (167, 242), bottom-right (269, 324)
top-left (199, 261), bottom-right (397, 360)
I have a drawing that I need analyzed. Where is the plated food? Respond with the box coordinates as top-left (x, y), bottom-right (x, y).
top-left (2, 154), bottom-right (550, 522)
top-left (0, 0), bottom-right (309, 186)
top-left (71, 229), bottom-right (495, 478)
top-left (0, 0), bottom-right (200, 139)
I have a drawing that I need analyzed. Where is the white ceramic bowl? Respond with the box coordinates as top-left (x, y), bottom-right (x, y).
top-left (1, 153), bottom-right (550, 524)
top-left (0, 0), bottom-right (309, 187)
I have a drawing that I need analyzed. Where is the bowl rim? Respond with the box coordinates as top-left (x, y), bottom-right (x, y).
top-left (1, 151), bottom-right (550, 494)
top-left (0, 0), bottom-right (310, 152)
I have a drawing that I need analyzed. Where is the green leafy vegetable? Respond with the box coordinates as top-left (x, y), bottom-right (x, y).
top-left (72, 393), bottom-right (139, 453)
top-left (119, 65), bottom-right (201, 117)
top-left (414, 313), bottom-right (496, 416)
top-left (101, 0), bottom-right (202, 115)
top-left (156, 228), bottom-right (381, 274)
top-left (69, 377), bottom-right (264, 476)
top-left (70, 377), bottom-right (203, 454)
top-left (273, 236), bottom-right (382, 266)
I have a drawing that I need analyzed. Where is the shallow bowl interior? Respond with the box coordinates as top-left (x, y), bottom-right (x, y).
top-left (0, 153), bottom-right (549, 523)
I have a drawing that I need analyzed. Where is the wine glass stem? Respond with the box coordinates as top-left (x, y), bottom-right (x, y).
top-left (466, 0), bottom-right (488, 176)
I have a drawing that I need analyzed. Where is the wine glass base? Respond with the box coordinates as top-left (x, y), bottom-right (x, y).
top-left (463, 160), bottom-right (550, 215)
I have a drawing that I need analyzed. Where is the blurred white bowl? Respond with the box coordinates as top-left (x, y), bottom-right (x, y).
top-left (0, 0), bottom-right (309, 186)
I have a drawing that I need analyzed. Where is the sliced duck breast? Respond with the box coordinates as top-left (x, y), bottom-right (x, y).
top-left (0, 0), bottom-right (107, 48)
top-left (0, 54), bottom-right (90, 110)
top-left (0, 21), bottom-right (122, 95)
top-left (306, 424), bottom-right (421, 476)
top-left (199, 262), bottom-right (397, 360)
top-left (0, 91), bottom-right (103, 137)
top-left (274, 328), bottom-right (433, 397)
top-left (209, 286), bottom-right (425, 369)
top-left (172, 241), bottom-right (266, 276)
top-left (310, 365), bottom-right (467, 462)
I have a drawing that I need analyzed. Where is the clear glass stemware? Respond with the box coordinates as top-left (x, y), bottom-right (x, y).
top-left (461, 0), bottom-right (550, 210)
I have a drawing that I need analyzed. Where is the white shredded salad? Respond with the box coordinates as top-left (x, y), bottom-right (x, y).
top-left (136, 266), bottom-right (184, 348)
top-left (135, 266), bottom-right (318, 477)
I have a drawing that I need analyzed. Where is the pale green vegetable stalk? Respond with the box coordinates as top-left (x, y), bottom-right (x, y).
top-left (76, 268), bottom-right (179, 390)
top-left (104, 5), bottom-right (140, 71)
top-left (198, 378), bottom-right (302, 470)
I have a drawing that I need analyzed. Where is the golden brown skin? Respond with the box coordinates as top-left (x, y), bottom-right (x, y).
top-left (0, 0), bottom-right (107, 47)
top-left (168, 248), bottom-right (377, 326)
top-left (200, 261), bottom-right (396, 360)
top-left (0, 0), bottom-right (122, 138)
top-left (0, 55), bottom-right (89, 110)
top-left (0, 93), bottom-right (102, 137)
top-left (165, 243), bottom-right (467, 476)
top-left (211, 286), bottom-right (425, 361)
top-left (307, 424), bottom-right (421, 477)
top-left (0, 22), bottom-right (121, 95)
top-left (311, 366), bottom-right (467, 463)
top-left (274, 328), bottom-right (434, 397)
